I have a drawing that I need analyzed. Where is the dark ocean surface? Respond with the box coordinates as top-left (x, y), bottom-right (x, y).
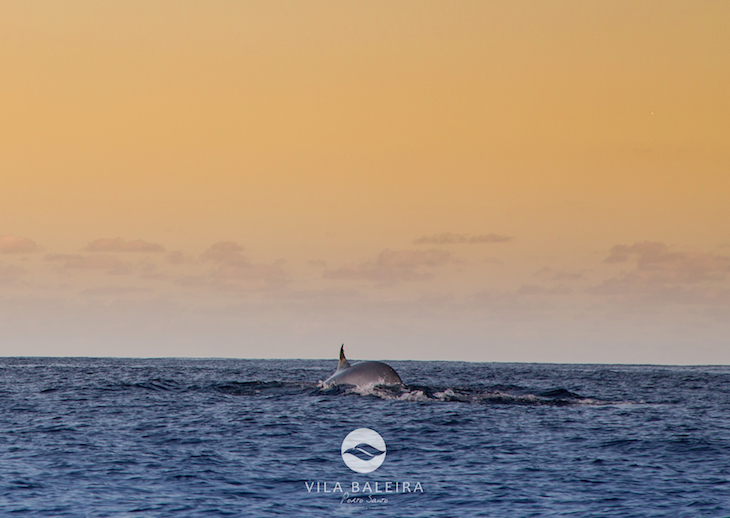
top-left (1, 357), bottom-right (729, 517)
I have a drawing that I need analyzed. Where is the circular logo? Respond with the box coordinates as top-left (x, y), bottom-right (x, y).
top-left (341, 428), bottom-right (387, 473)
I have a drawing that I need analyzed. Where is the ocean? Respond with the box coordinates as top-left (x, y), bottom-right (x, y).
top-left (1, 357), bottom-right (729, 517)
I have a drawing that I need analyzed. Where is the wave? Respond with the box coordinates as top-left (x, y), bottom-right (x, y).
top-left (310, 381), bottom-right (617, 405)
top-left (345, 384), bottom-right (614, 405)
top-left (33, 379), bottom-right (620, 406)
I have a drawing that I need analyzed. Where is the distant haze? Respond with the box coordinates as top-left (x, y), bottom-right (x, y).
top-left (1, 2), bottom-right (729, 364)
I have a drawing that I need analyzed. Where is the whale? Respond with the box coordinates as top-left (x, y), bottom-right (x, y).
top-left (321, 345), bottom-right (403, 389)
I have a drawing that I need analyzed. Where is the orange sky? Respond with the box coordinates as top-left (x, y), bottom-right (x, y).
top-left (1, 1), bottom-right (729, 363)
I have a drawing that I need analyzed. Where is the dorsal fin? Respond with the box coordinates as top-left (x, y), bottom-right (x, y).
top-left (337, 344), bottom-right (351, 371)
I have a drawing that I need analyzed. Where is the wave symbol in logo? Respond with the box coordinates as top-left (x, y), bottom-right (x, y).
top-left (341, 428), bottom-right (386, 473)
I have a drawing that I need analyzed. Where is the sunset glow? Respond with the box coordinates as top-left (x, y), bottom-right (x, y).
top-left (2, 1), bottom-right (729, 363)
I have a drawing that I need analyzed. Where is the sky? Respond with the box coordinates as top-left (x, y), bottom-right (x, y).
top-left (1, 1), bottom-right (729, 363)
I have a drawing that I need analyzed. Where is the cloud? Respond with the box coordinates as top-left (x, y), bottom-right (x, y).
top-left (587, 279), bottom-right (730, 307)
top-left (589, 242), bottom-right (730, 306)
top-left (45, 254), bottom-right (133, 275)
top-left (534, 268), bottom-right (584, 281)
top-left (604, 242), bottom-right (666, 264)
top-left (324, 248), bottom-right (450, 284)
top-left (166, 251), bottom-right (189, 264)
top-left (552, 271), bottom-right (583, 281)
top-left (210, 262), bottom-right (289, 292)
top-left (81, 286), bottom-right (153, 296)
top-left (175, 275), bottom-right (208, 287)
top-left (0, 265), bottom-right (25, 285)
top-left (413, 232), bottom-right (512, 245)
top-left (200, 241), bottom-right (289, 291)
top-left (201, 241), bottom-right (245, 263)
top-left (467, 289), bottom-right (553, 314)
top-left (85, 238), bottom-right (164, 253)
top-left (518, 284), bottom-right (572, 296)
top-left (137, 261), bottom-right (171, 280)
top-left (602, 242), bottom-right (730, 283)
top-left (468, 234), bottom-right (513, 244)
top-left (276, 287), bottom-right (365, 302)
top-left (0, 235), bottom-right (38, 254)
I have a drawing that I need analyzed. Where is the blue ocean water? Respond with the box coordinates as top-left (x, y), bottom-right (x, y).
top-left (1, 358), bottom-right (729, 517)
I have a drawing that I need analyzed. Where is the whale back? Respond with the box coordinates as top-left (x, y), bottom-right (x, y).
top-left (322, 345), bottom-right (402, 389)
top-left (327, 361), bottom-right (402, 388)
